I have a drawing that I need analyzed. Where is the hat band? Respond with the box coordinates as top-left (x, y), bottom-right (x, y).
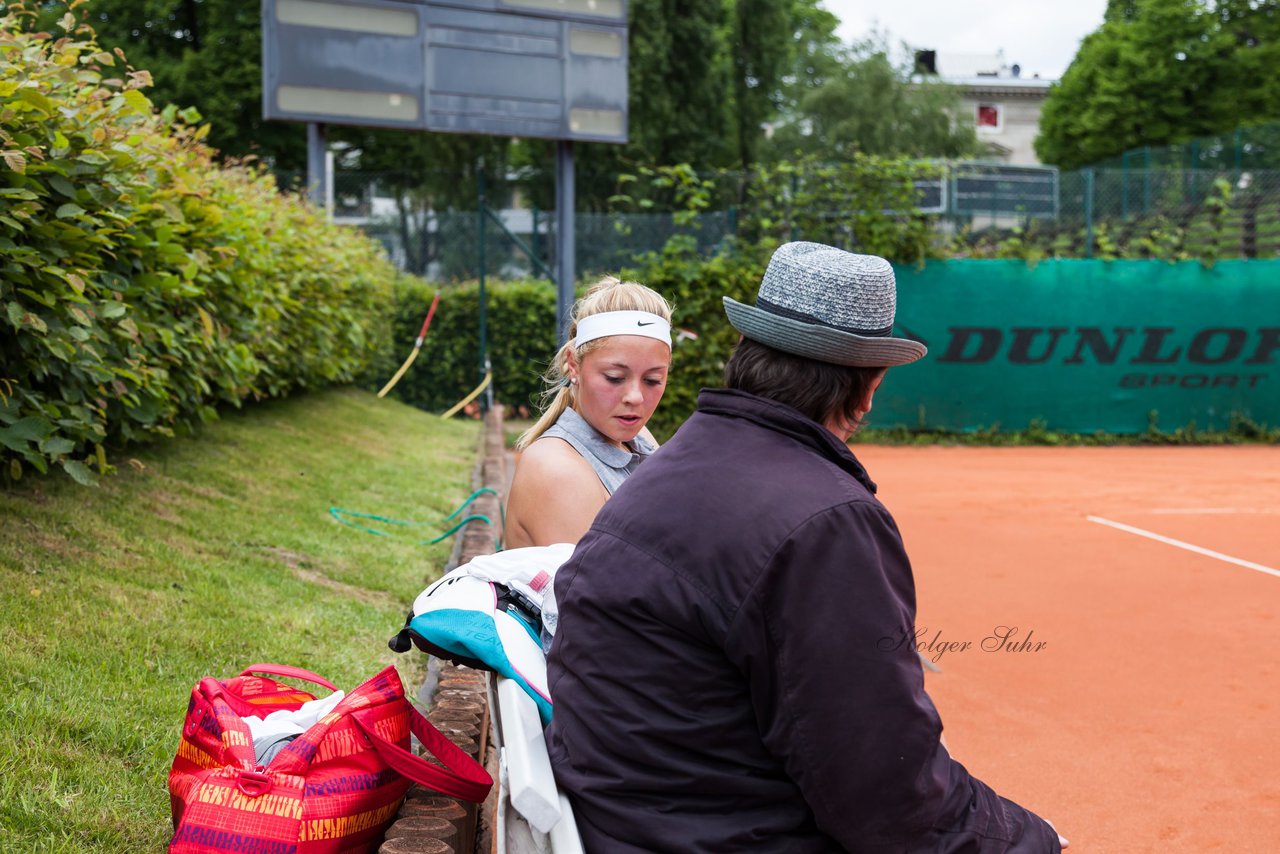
top-left (755, 296), bottom-right (893, 337)
top-left (574, 311), bottom-right (672, 349)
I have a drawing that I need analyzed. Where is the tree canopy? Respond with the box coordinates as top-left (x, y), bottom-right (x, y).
top-left (18, 0), bottom-right (982, 200)
top-left (1036, 0), bottom-right (1280, 169)
top-left (31, 0), bottom-right (307, 169)
top-left (764, 35), bottom-right (980, 161)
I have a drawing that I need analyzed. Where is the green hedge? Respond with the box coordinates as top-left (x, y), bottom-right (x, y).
top-left (367, 246), bottom-right (771, 442)
top-left (369, 278), bottom-right (560, 417)
top-left (0, 10), bottom-right (402, 483)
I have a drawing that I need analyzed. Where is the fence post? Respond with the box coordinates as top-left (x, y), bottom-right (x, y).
top-left (306, 123), bottom-right (328, 208)
top-left (1083, 167), bottom-right (1095, 259)
top-left (993, 169), bottom-right (1001, 226)
top-left (1142, 147), bottom-right (1152, 214)
top-left (532, 207), bottom-right (540, 273)
top-left (1182, 143), bottom-right (1192, 204)
top-left (477, 168), bottom-right (490, 413)
top-left (790, 171), bottom-right (799, 242)
top-left (1121, 150), bottom-right (1129, 220)
top-left (555, 141), bottom-right (576, 345)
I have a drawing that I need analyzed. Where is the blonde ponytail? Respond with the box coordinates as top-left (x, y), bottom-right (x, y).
top-left (516, 340), bottom-right (575, 450)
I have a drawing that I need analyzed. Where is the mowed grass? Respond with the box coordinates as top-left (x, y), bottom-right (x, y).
top-left (0, 387), bottom-right (482, 852)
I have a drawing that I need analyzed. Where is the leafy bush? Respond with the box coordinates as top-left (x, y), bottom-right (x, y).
top-left (367, 278), bottom-right (560, 416)
top-left (367, 251), bottom-right (765, 442)
top-left (1, 5), bottom-right (401, 483)
top-left (738, 157), bottom-right (941, 264)
top-left (603, 156), bottom-right (943, 439)
top-left (603, 158), bottom-right (948, 267)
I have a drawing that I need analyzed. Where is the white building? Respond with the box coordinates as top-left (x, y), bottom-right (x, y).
top-left (917, 51), bottom-right (1055, 166)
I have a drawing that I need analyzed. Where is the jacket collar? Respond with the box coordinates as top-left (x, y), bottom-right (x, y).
top-left (694, 388), bottom-right (877, 494)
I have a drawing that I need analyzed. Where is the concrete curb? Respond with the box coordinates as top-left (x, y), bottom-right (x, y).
top-left (381, 406), bottom-right (506, 854)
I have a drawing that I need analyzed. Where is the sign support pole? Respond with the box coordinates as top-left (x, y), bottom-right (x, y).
top-left (307, 123), bottom-right (328, 207)
top-left (478, 168), bottom-right (491, 413)
top-left (555, 140), bottom-right (576, 345)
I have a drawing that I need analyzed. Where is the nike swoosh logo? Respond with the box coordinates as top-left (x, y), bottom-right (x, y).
top-left (637, 321), bottom-right (656, 327)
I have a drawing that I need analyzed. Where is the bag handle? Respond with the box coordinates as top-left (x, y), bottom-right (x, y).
top-left (238, 663), bottom-right (338, 693)
top-left (352, 706), bottom-right (493, 803)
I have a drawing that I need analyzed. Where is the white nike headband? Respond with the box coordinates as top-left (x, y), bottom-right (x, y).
top-left (573, 311), bottom-right (672, 349)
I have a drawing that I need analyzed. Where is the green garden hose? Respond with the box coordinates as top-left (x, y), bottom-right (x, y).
top-left (329, 487), bottom-right (504, 549)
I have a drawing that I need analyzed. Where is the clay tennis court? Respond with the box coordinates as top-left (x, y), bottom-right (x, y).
top-left (856, 444), bottom-right (1279, 853)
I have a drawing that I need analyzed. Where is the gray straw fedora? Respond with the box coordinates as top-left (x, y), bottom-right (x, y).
top-left (723, 241), bottom-right (927, 367)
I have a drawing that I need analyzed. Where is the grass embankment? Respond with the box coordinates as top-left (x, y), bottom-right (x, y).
top-left (0, 388), bottom-right (482, 852)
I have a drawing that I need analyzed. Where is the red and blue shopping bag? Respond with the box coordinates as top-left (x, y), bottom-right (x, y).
top-left (168, 663), bottom-right (491, 853)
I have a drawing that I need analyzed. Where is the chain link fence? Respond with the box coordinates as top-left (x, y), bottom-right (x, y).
top-left (277, 121), bottom-right (1280, 277)
top-left (1035, 124), bottom-right (1280, 259)
top-left (1090, 121), bottom-right (1280, 173)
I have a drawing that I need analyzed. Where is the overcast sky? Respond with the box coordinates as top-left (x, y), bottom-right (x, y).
top-left (821, 0), bottom-right (1110, 80)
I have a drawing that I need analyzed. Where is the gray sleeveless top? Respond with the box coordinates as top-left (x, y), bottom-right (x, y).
top-left (540, 406), bottom-right (657, 495)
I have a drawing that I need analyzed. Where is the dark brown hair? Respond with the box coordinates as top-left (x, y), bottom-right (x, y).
top-left (723, 337), bottom-right (885, 428)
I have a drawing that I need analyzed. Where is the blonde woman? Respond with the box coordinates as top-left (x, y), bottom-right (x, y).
top-left (504, 277), bottom-right (673, 549)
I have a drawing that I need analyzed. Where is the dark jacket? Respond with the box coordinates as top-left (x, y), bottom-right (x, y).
top-left (546, 389), bottom-right (1060, 853)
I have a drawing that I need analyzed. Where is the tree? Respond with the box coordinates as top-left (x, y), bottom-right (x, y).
top-left (623, 0), bottom-right (734, 168)
top-left (558, 0), bottom-right (804, 201)
top-left (764, 35), bottom-right (980, 161)
top-left (759, 0), bottom-right (845, 160)
top-left (21, 0), bottom-right (964, 231)
top-left (1104, 0), bottom-right (1143, 22)
top-left (726, 0), bottom-right (794, 171)
top-left (331, 127), bottom-right (515, 278)
top-left (1214, 0), bottom-right (1280, 126)
top-left (783, 0), bottom-right (845, 93)
top-left (1036, 0), bottom-right (1280, 169)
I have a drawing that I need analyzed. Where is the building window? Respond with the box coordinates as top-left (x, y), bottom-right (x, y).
top-left (976, 103), bottom-right (1003, 133)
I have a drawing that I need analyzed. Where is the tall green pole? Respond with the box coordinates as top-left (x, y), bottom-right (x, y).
top-left (789, 171), bottom-right (799, 242)
top-left (477, 168), bottom-right (489, 413)
top-left (555, 141), bottom-right (576, 345)
top-left (1189, 140), bottom-right (1199, 205)
top-left (1083, 168), bottom-right (1095, 259)
top-left (1143, 146), bottom-right (1152, 214)
top-left (1121, 150), bottom-right (1129, 220)
top-left (531, 206), bottom-right (540, 274)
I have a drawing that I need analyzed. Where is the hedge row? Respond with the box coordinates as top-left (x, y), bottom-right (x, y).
top-left (0, 10), bottom-right (402, 482)
top-left (368, 278), bottom-right (561, 417)
top-left (372, 243), bottom-right (771, 442)
top-left (379, 246), bottom-right (1280, 447)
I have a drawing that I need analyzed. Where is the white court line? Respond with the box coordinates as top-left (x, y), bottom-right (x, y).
top-left (1150, 508), bottom-right (1279, 515)
top-left (1087, 515), bottom-right (1280, 579)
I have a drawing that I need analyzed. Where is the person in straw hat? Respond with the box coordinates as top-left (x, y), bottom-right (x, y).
top-left (545, 242), bottom-right (1066, 852)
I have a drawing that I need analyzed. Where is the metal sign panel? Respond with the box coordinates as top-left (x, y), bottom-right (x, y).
top-left (432, 0), bottom-right (624, 25)
top-left (262, 0), bottom-right (628, 142)
top-left (950, 164), bottom-right (1058, 217)
top-left (913, 177), bottom-right (947, 213)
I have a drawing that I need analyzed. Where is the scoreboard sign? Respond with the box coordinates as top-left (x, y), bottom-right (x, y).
top-left (262, 0), bottom-right (629, 143)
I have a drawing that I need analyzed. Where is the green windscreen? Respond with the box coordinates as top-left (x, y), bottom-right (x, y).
top-left (877, 260), bottom-right (1279, 432)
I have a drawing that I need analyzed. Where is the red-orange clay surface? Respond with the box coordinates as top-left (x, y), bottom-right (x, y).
top-left (853, 445), bottom-right (1279, 853)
